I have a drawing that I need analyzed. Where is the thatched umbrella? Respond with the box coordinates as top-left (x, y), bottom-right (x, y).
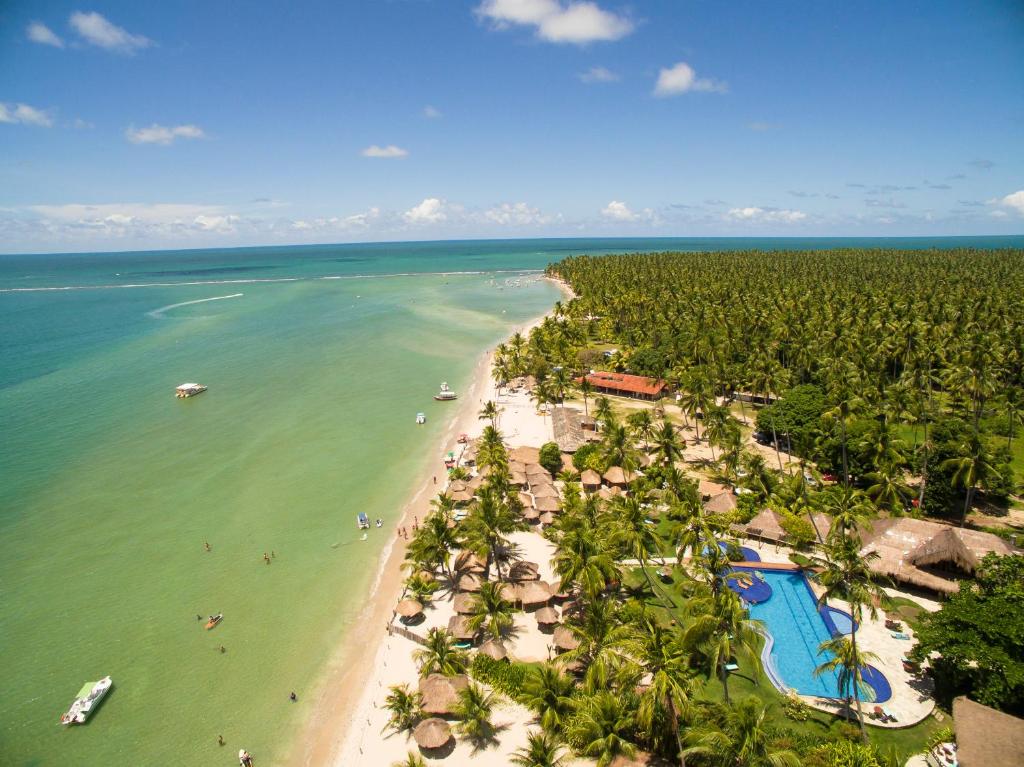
top-left (478, 639), bottom-right (508, 661)
top-left (531, 484), bottom-right (559, 499)
top-left (413, 717), bottom-right (454, 749)
top-left (534, 605), bottom-right (559, 626)
top-left (509, 460), bottom-right (527, 473)
top-left (580, 469), bottom-right (601, 490)
top-left (547, 580), bottom-right (570, 600)
top-left (508, 560), bottom-right (540, 581)
top-left (704, 491), bottom-right (737, 515)
top-left (453, 592), bottom-right (476, 614)
top-left (597, 486), bottom-right (622, 501)
top-left (448, 479), bottom-right (468, 493)
top-left (418, 674), bottom-right (469, 715)
top-left (396, 598), bottom-right (424, 619)
top-left (518, 491), bottom-right (535, 508)
top-left (454, 551), bottom-right (486, 573)
top-left (553, 624), bottom-right (580, 651)
top-left (457, 572), bottom-right (483, 592)
top-left (498, 582), bottom-right (518, 602)
top-left (447, 614), bottom-right (477, 641)
top-left (522, 507), bottom-right (541, 521)
top-left (467, 473), bottom-right (485, 490)
top-left (417, 569), bottom-right (436, 583)
top-left (535, 496), bottom-right (559, 512)
top-left (539, 512), bottom-right (556, 526)
top-left (516, 580), bottom-right (551, 607)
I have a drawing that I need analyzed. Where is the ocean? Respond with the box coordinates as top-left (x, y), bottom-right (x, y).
top-left (1, 236), bottom-right (1019, 766)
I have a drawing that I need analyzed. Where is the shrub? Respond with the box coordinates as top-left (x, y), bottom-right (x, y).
top-left (782, 692), bottom-right (810, 722)
top-left (539, 442), bottom-right (563, 476)
top-left (780, 512), bottom-right (816, 549)
top-left (572, 442), bottom-right (602, 472)
top-left (470, 654), bottom-right (529, 701)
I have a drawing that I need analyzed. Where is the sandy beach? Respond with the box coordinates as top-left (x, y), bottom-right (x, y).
top-left (285, 278), bottom-right (571, 767)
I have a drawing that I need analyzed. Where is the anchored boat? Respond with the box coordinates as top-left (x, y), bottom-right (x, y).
top-left (176, 383), bottom-right (207, 398)
top-left (60, 676), bottom-right (112, 725)
top-left (357, 512), bottom-right (370, 529)
top-left (433, 382), bottom-right (457, 401)
top-left (416, 412), bottom-right (426, 424)
top-left (205, 613), bottom-right (223, 630)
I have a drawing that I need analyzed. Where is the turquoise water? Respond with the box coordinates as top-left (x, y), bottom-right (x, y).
top-left (743, 568), bottom-right (889, 702)
top-left (0, 237), bottom-right (990, 765)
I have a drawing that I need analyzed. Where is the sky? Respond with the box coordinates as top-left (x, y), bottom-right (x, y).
top-left (1, 0), bottom-right (1022, 253)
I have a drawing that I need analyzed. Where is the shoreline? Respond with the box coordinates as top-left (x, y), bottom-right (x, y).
top-left (284, 275), bottom-right (571, 766)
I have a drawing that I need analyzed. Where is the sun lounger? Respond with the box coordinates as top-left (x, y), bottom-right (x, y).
top-left (725, 663), bottom-right (739, 672)
top-left (890, 631), bottom-right (911, 640)
top-left (882, 706), bottom-right (898, 722)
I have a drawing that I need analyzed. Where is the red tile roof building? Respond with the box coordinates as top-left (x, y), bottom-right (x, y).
top-left (580, 371), bottom-right (667, 400)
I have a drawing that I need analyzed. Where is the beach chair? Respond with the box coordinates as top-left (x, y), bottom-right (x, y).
top-left (882, 706), bottom-right (898, 722)
top-left (725, 663), bottom-right (739, 673)
top-left (890, 631), bottom-right (911, 640)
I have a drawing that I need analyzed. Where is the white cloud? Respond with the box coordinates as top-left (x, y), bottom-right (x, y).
top-left (423, 105), bottom-right (442, 119)
top-left (727, 206), bottom-right (807, 223)
top-left (361, 144), bottom-right (409, 159)
top-left (30, 203), bottom-right (223, 224)
top-left (600, 200), bottom-right (655, 223)
top-left (0, 102), bottom-right (53, 127)
top-left (476, 0), bottom-right (633, 44)
top-left (579, 65), bottom-right (619, 83)
top-left (404, 198), bottom-right (447, 224)
top-left (70, 11), bottom-right (151, 54)
top-left (484, 202), bottom-right (554, 226)
top-left (653, 62), bottom-right (727, 97)
top-left (193, 214), bottom-right (239, 233)
top-left (125, 124), bottom-right (205, 145)
top-left (27, 22), bottom-right (64, 48)
top-left (994, 190), bottom-right (1024, 216)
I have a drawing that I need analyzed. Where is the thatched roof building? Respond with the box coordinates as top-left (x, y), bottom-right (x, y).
top-left (534, 606), bottom-right (559, 625)
top-left (508, 560), bottom-right (540, 581)
top-left (516, 580), bottom-right (551, 607)
top-left (452, 592), bottom-right (476, 614)
top-left (447, 614), bottom-right (477, 641)
top-left (953, 696), bottom-right (1024, 767)
top-left (553, 624), bottom-right (580, 651)
top-left (539, 511), bottom-right (556, 526)
top-left (518, 491), bottom-right (535, 508)
top-left (581, 469), bottom-right (602, 490)
top-left (456, 572), bottom-right (483, 592)
top-left (534, 496), bottom-right (560, 512)
top-left (395, 598), bottom-right (424, 619)
top-left (743, 508), bottom-right (786, 541)
top-left (531, 483), bottom-right (559, 499)
top-left (859, 518), bottom-right (1014, 594)
top-left (418, 674), bottom-right (469, 715)
top-left (603, 466), bottom-right (635, 488)
top-left (698, 479), bottom-right (730, 500)
top-left (454, 551), bottom-right (486, 573)
top-left (509, 446), bottom-right (540, 464)
top-left (704, 490), bottom-right (737, 515)
top-left (478, 639), bottom-right (508, 661)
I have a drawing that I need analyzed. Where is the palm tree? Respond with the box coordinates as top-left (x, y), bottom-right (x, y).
top-left (578, 375), bottom-right (594, 417)
top-left (611, 495), bottom-right (675, 608)
top-left (600, 422), bottom-right (640, 472)
top-left (823, 362), bottom-right (864, 487)
top-left (521, 663), bottom-right (575, 733)
top-left (565, 691), bottom-right (637, 767)
top-left (479, 400), bottom-right (499, 428)
top-left (683, 697), bottom-right (801, 767)
top-left (551, 366), bottom-right (572, 407)
top-left (684, 590), bottom-right (762, 705)
top-left (454, 683), bottom-right (497, 746)
top-left (460, 487), bottom-right (523, 581)
top-left (476, 425), bottom-right (508, 472)
top-left (510, 730), bottom-right (568, 767)
top-left (465, 581), bottom-right (514, 641)
top-left (552, 525), bottom-right (621, 600)
top-left (413, 627), bottom-right (469, 676)
top-left (391, 752), bottom-right (427, 767)
top-left (821, 484), bottom-right (874, 543)
top-left (594, 395), bottom-right (615, 427)
top-left (627, 408), bottom-right (656, 452)
top-left (942, 435), bottom-right (1001, 527)
top-left (814, 635), bottom-right (881, 735)
top-left (652, 420), bottom-right (684, 467)
top-left (383, 684), bottom-right (423, 733)
top-left (531, 379), bottom-right (555, 420)
top-left (562, 598), bottom-right (631, 692)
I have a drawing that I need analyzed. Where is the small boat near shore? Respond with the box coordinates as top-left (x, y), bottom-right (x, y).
top-left (176, 383), bottom-right (207, 398)
top-left (205, 613), bottom-right (223, 630)
top-left (60, 676), bottom-right (112, 725)
top-left (434, 382), bottom-right (457, 401)
top-left (357, 512), bottom-right (370, 529)
top-left (416, 412), bottom-right (426, 424)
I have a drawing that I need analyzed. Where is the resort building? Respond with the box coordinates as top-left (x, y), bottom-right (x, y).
top-left (578, 371), bottom-right (667, 400)
top-left (952, 696), bottom-right (1024, 767)
top-left (858, 518), bottom-right (1016, 595)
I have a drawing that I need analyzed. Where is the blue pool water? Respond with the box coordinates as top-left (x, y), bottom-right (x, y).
top-left (704, 541), bottom-right (762, 561)
top-left (737, 567), bottom-right (890, 702)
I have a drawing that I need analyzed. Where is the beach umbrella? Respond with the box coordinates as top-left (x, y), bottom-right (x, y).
top-left (447, 614), bottom-right (476, 641)
top-left (478, 639), bottom-right (507, 661)
top-left (534, 606), bottom-right (559, 626)
top-left (447, 479), bottom-right (468, 492)
top-left (534, 496), bottom-right (559, 512)
top-left (517, 491), bottom-right (535, 508)
top-left (413, 717), bottom-right (454, 750)
top-left (538, 512), bottom-right (556, 526)
top-left (395, 598), bottom-right (424, 618)
top-left (453, 593), bottom-right (476, 614)
top-left (449, 487), bottom-right (475, 504)
top-left (516, 580), bottom-right (551, 607)
top-left (498, 582), bottom-right (518, 602)
top-left (508, 560), bottom-right (540, 581)
top-left (553, 624), bottom-right (580, 651)
top-left (418, 674), bottom-right (469, 715)
top-left (467, 474), bottom-right (485, 490)
top-left (457, 572), bottom-right (483, 592)
top-left (510, 471), bottom-right (529, 487)
top-left (531, 484), bottom-right (559, 499)
top-left (546, 580), bottom-right (571, 600)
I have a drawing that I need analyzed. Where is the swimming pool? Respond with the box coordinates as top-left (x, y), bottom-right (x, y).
top-left (703, 541), bottom-right (762, 562)
top-left (734, 567), bottom-right (891, 702)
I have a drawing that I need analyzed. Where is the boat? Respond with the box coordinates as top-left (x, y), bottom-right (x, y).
top-left (416, 412), bottom-right (426, 424)
top-left (176, 383), bottom-right (207, 398)
top-left (205, 613), bottom-right (223, 630)
top-left (357, 512), bottom-right (370, 529)
top-left (59, 676), bottom-right (112, 725)
top-left (433, 382), bottom-right (457, 401)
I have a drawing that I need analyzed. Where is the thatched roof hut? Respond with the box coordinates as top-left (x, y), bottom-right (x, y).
top-left (597, 486), bottom-right (623, 501)
top-left (744, 508), bottom-right (786, 542)
top-left (518, 491), bottom-right (535, 508)
top-left (534, 496), bottom-right (559, 512)
top-left (478, 639), bottom-right (508, 661)
top-left (454, 551), bottom-right (486, 573)
top-left (447, 614), bottom-right (477, 641)
top-left (509, 446), bottom-right (540, 464)
top-left (418, 674), bottom-right (469, 716)
top-left (452, 592), bottom-right (476, 614)
top-left (449, 486), bottom-right (475, 504)
top-left (510, 470), bottom-right (529, 488)
top-left (413, 717), bottom-right (454, 749)
top-left (704, 490), bottom-right (738, 515)
top-left (698, 479), bottom-right (730, 500)
top-left (953, 696), bottom-right (1024, 767)
top-left (552, 624), bottom-right (579, 651)
top-left (395, 598), bottom-right (424, 618)
top-left (525, 462), bottom-right (549, 477)
top-left (534, 605), bottom-right (559, 625)
top-left (522, 507), bottom-right (541, 521)
top-left (516, 580), bottom-right (551, 607)
top-left (456, 572), bottom-right (483, 592)
top-left (531, 483), bottom-right (559, 499)
top-left (909, 526), bottom-right (980, 572)
top-left (508, 560), bottom-right (540, 581)
top-left (539, 511), bottom-right (556, 526)
top-left (580, 469), bottom-right (601, 490)
top-left (509, 460), bottom-right (527, 473)
top-left (603, 466), bottom-right (633, 487)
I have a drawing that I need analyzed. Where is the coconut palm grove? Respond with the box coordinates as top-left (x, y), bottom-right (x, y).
top-left (388, 248), bottom-right (1024, 767)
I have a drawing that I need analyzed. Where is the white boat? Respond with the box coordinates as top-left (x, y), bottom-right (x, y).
top-left (175, 383), bottom-right (207, 398)
top-left (60, 676), bottom-right (112, 725)
top-left (416, 412), bottom-right (426, 424)
top-left (433, 382), bottom-right (457, 401)
top-left (357, 512), bottom-right (370, 529)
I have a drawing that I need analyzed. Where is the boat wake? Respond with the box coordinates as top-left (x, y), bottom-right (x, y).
top-left (147, 293), bottom-right (244, 318)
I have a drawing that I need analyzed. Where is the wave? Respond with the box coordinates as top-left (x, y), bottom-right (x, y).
top-left (147, 293), bottom-right (244, 319)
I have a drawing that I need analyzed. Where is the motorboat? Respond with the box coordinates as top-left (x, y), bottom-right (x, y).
top-left (176, 383), bottom-right (207, 398)
top-left (416, 412), bottom-right (426, 424)
top-left (433, 382), bottom-right (457, 401)
top-left (357, 512), bottom-right (370, 529)
top-left (205, 613), bottom-right (223, 630)
top-left (60, 677), bottom-right (112, 725)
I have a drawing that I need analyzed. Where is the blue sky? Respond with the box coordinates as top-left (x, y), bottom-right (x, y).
top-left (1, 0), bottom-right (1022, 252)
